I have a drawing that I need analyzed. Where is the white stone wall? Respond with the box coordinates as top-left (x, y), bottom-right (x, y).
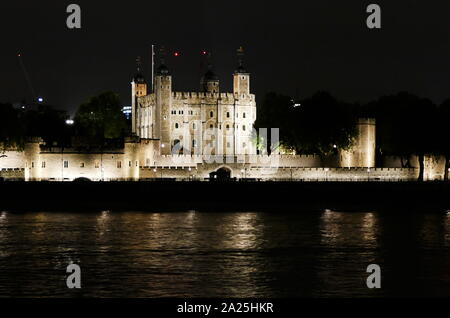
top-left (0, 140), bottom-right (438, 182)
top-left (136, 89), bottom-right (257, 156)
top-left (140, 165), bottom-right (418, 181)
top-left (0, 150), bottom-right (25, 169)
top-left (382, 155), bottom-right (447, 181)
top-left (17, 140), bottom-right (141, 181)
top-left (0, 146), bottom-right (25, 180)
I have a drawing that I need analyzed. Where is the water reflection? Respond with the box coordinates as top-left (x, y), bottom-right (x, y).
top-left (316, 210), bottom-right (381, 297)
top-left (0, 212), bottom-right (9, 258)
top-left (220, 213), bottom-right (261, 250)
top-left (0, 210), bottom-right (449, 297)
top-left (320, 210), bottom-right (379, 247)
top-left (445, 212), bottom-right (450, 245)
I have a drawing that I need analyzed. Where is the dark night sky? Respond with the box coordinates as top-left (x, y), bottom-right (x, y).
top-left (1, 1), bottom-right (450, 115)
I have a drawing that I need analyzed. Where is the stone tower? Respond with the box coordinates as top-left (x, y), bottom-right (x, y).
top-left (233, 47), bottom-right (250, 96)
top-left (131, 56), bottom-right (147, 135)
top-left (340, 118), bottom-right (376, 168)
top-left (200, 54), bottom-right (219, 93)
top-left (154, 48), bottom-right (172, 155)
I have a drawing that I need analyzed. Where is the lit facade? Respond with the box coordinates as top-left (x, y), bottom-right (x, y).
top-left (132, 50), bottom-right (257, 156)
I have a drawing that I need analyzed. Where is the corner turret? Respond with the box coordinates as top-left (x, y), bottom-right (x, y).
top-left (233, 47), bottom-right (250, 96)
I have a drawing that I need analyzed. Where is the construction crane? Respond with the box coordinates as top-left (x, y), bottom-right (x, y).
top-left (17, 52), bottom-right (43, 104)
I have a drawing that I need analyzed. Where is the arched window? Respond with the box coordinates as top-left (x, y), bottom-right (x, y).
top-left (175, 123), bottom-right (179, 129)
top-left (243, 112), bottom-right (246, 118)
top-left (226, 124), bottom-right (230, 130)
top-left (210, 124), bottom-right (214, 129)
top-left (226, 112), bottom-right (230, 118)
top-left (243, 125), bottom-right (246, 131)
top-left (193, 123), bottom-right (196, 130)
top-left (210, 111), bottom-right (214, 118)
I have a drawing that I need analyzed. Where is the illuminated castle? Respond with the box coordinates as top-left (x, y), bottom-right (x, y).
top-left (3, 47), bottom-right (444, 181)
top-left (131, 48), bottom-right (257, 156)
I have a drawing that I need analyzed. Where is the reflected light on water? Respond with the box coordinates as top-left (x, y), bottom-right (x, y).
top-left (30, 213), bottom-right (48, 240)
top-left (186, 210), bottom-right (197, 224)
top-left (320, 209), bottom-right (379, 247)
top-left (0, 211), bottom-right (449, 297)
top-left (100, 210), bottom-right (110, 219)
top-left (96, 210), bottom-right (111, 241)
top-left (224, 213), bottom-right (261, 250)
top-left (444, 212), bottom-right (450, 245)
top-left (0, 212), bottom-right (8, 256)
top-left (362, 212), bottom-right (378, 242)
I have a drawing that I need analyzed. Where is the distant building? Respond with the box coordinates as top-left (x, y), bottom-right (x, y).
top-left (122, 106), bottom-right (132, 120)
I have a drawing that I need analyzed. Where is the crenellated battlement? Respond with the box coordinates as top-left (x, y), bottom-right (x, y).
top-left (137, 94), bottom-right (155, 106)
top-left (171, 91), bottom-right (255, 103)
top-left (136, 92), bottom-right (256, 108)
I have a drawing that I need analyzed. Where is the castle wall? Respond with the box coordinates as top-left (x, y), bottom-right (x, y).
top-left (0, 150), bottom-right (26, 169)
top-left (24, 140), bottom-right (42, 181)
top-left (140, 165), bottom-right (418, 181)
top-left (0, 168), bottom-right (24, 180)
top-left (18, 140), bottom-right (143, 181)
top-left (27, 151), bottom-right (126, 181)
top-left (382, 155), bottom-right (446, 181)
top-left (0, 142), bottom-right (425, 182)
top-left (0, 145), bottom-right (26, 180)
top-left (139, 139), bottom-right (160, 167)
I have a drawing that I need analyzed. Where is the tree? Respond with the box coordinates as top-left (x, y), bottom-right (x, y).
top-left (74, 92), bottom-right (128, 145)
top-left (255, 91), bottom-right (358, 156)
top-left (292, 92), bottom-right (357, 156)
top-left (364, 93), bottom-right (437, 181)
top-left (21, 105), bottom-right (69, 147)
top-left (0, 103), bottom-right (24, 151)
top-left (254, 92), bottom-right (296, 153)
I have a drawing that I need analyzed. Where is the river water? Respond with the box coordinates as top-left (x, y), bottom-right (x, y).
top-left (0, 210), bottom-right (449, 297)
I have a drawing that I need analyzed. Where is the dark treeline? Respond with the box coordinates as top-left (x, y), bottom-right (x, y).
top-left (0, 91), bottom-right (129, 151)
top-left (0, 102), bottom-right (70, 150)
top-left (255, 91), bottom-right (450, 181)
top-left (73, 91), bottom-right (128, 149)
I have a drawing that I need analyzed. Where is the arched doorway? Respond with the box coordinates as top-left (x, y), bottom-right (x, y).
top-left (209, 166), bottom-right (232, 181)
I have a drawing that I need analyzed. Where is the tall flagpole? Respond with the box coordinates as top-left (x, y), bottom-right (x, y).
top-left (151, 44), bottom-right (155, 93)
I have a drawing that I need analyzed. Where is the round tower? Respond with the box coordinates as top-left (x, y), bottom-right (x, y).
top-left (339, 118), bottom-right (376, 168)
